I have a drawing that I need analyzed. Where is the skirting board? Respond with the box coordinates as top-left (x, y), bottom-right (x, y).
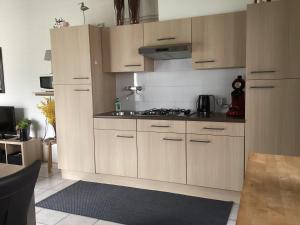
top-left (62, 170), bottom-right (241, 203)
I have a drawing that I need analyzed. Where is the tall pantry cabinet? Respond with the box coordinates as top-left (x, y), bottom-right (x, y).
top-left (246, 0), bottom-right (300, 162)
top-left (50, 25), bottom-right (116, 173)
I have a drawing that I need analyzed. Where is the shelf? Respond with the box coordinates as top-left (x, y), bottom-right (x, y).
top-left (34, 91), bottom-right (54, 97)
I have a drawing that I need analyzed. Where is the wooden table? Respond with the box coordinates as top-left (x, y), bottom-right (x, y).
top-left (0, 163), bottom-right (36, 225)
top-left (237, 154), bottom-right (300, 225)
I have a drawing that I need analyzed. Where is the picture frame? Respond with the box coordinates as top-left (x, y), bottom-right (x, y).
top-left (0, 47), bottom-right (5, 93)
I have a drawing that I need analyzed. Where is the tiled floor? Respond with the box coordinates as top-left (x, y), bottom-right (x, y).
top-left (34, 171), bottom-right (239, 225)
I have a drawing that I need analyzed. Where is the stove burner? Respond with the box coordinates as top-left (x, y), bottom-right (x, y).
top-left (142, 108), bottom-right (191, 116)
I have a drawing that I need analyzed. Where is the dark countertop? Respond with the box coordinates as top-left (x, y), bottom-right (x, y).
top-left (94, 111), bottom-right (245, 123)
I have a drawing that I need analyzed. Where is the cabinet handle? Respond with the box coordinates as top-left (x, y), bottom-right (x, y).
top-left (73, 77), bottom-right (90, 80)
top-left (163, 138), bottom-right (183, 142)
top-left (250, 70), bottom-right (276, 74)
top-left (190, 140), bottom-right (211, 143)
top-left (194, 60), bottom-right (216, 63)
top-left (124, 64), bottom-right (142, 67)
top-left (73, 89), bottom-right (90, 92)
top-left (157, 37), bottom-right (176, 41)
top-left (203, 127), bottom-right (225, 131)
top-left (249, 86), bottom-right (275, 89)
top-left (116, 135), bottom-right (134, 139)
top-left (151, 125), bottom-right (171, 128)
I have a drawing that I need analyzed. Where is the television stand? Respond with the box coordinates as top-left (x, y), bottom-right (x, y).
top-left (0, 134), bottom-right (16, 140)
top-left (0, 138), bottom-right (42, 167)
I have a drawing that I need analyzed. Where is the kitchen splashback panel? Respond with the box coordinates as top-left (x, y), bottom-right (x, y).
top-left (116, 59), bottom-right (245, 112)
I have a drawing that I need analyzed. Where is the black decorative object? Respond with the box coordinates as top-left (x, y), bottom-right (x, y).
top-left (128, 0), bottom-right (140, 24)
top-left (79, 2), bottom-right (89, 24)
top-left (114, 0), bottom-right (125, 25)
top-left (0, 48), bottom-right (5, 93)
top-left (19, 128), bottom-right (29, 141)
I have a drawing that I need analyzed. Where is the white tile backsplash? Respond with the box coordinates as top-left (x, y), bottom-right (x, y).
top-left (116, 59), bottom-right (245, 112)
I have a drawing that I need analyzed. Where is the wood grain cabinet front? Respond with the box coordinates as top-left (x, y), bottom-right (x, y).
top-left (95, 129), bottom-right (137, 178)
top-left (137, 132), bottom-right (186, 184)
top-left (192, 12), bottom-right (246, 69)
top-left (143, 18), bottom-right (191, 46)
top-left (50, 25), bottom-right (92, 85)
top-left (54, 84), bottom-right (95, 173)
top-left (102, 24), bottom-right (153, 73)
top-left (246, 0), bottom-right (300, 79)
top-left (245, 79), bottom-right (300, 161)
top-left (187, 134), bottom-right (244, 191)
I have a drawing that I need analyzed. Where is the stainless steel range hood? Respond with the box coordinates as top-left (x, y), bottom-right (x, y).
top-left (138, 43), bottom-right (192, 60)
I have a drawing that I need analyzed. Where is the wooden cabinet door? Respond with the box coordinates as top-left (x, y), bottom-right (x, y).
top-left (51, 25), bottom-right (91, 84)
top-left (287, 0), bottom-right (300, 77)
top-left (102, 24), bottom-right (152, 72)
top-left (54, 84), bottom-right (95, 173)
top-left (192, 12), bottom-right (246, 69)
top-left (245, 80), bottom-right (283, 161)
top-left (144, 18), bottom-right (191, 46)
top-left (137, 132), bottom-right (186, 184)
top-left (279, 79), bottom-right (300, 156)
top-left (246, 1), bottom-right (288, 79)
top-left (187, 134), bottom-right (244, 191)
top-left (95, 130), bottom-right (137, 177)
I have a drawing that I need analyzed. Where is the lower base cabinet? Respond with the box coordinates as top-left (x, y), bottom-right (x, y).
top-left (137, 132), bottom-right (186, 184)
top-left (95, 129), bottom-right (137, 178)
top-left (187, 134), bottom-right (244, 191)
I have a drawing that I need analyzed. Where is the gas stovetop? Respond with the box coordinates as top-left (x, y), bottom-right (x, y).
top-left (141, 108), bottom-right (191, 116)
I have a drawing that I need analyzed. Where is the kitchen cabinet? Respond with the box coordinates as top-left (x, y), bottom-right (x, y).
top-left (247, 0), bottom-right (300, 79)
top-left (102, 24), bottom-right (153, 73)
top-left (138, 132), bottom-right (186, 184)
top-left (192, 12), bottom-right (246, 69)
top-left (245, 79), bottom-right (300, 161)
top-left (137, 119), bottom-right (185, 133)
top-left (287, 0), bottom-right (300, 77)
top-left (187, 134), bottom-right (244, 191)
top-left (187, 121), bottom-right (244, 137)
top-left (51, 25), bottom-right (116, 174)
top-left (95, 129), bottom-right (137, 177)
top-left (94, 118), bottom-right (136, 131)
top-left (54, 84), bottom-right (95, 173)
top-left (50, 25), bottom-right (92, 85)
top-left (144, 18), bottom-right (191, 46)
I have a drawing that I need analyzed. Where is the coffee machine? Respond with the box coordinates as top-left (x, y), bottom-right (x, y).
top-left (227, 76), bottom-right (245, 117)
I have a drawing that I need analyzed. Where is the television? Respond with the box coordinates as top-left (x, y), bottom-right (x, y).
top-left (0, 106), bottom-right (16, 139)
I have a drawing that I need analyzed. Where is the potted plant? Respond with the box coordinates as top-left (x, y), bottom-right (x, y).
top-left (16, 119), bottom-right (32, 141)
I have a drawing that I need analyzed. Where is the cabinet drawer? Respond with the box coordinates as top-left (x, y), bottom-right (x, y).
top-left (95, 130), bottom-right (137, 177)
top-left (144, 18), bottom-right (191, 46)
top-left (187, 121), bottom-right (244, 137)
top-left (94, 118), bottom-right (136, 131)
top-left (187, 134), bottom-right (244, 191)
top-left (138, 132), bottom-right (186, 184)
top-left (137, 120), bottom-right (186, 133)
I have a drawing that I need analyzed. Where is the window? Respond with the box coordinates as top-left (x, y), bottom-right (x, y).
top-left (0, 47), bottom-right (5, 93)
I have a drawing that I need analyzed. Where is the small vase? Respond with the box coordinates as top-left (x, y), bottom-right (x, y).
top-left (19, 128), bottom-right (29, 141)
top-left (128, 0), bottom-right (140, 24)
top-left (114, 0), bottom-right (125, 25)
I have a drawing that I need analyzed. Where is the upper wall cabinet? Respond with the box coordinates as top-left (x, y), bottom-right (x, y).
top-left (144, 18), bottom-right (191, 46)
top-left (50, 25), bottom-right (93, 85)
top-left (247, 1), bottom-right (287, 79)
top-left (102, 24), bottom-right (153, 73)
top-left (192, 12), bottom-right (246, 70)
top-left (247, 0), bottom-right (300, 79)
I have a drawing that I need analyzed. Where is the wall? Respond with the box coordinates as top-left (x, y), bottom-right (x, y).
top-left (0, 0), bottom-right (116, 162)
top-left (158, 0), bottom-right (253, 20)
top-left (117, 60), bottom-right (245, 112)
